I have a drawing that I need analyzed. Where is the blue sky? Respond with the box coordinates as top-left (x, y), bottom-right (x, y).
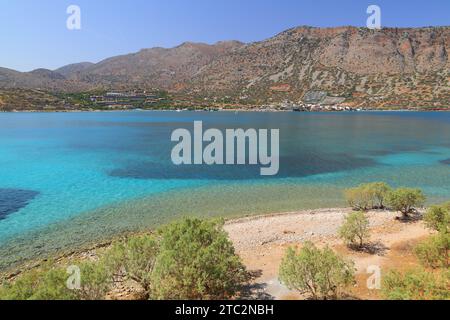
top-left (1, 0), bottom-right (449, 72)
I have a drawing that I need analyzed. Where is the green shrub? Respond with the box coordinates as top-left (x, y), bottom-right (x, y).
top-left (104, 234), bottom-right (159, 299)
top-left (387, 188), bottom-right (426, 217)
top-left (76, 261), bottom-right (112, 300)
top-left (366, 182), bottom-right (392, 209)
top-left (151, 218), bottom-right (248, 300)
top-left (382, 269), bottom-right (450, 300)
top-left (0, 261), bottom-right (112, 301)
top-left (415, 233), bottom-right (450, 269)
top-left (339, 211), bottom-right (371, 248)
top-left (423, 202), bottom-right (450, 233)
top-left (279, 242), bottom-right (355, 300)
top-left (344, 186), bottom-right (373, 211)
top-left (344, 182), bottom-right (392, 211)
top-left (0, 264), bottom-right (76, 300)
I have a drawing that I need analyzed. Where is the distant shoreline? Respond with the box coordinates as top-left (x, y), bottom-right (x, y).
top-left (1, 108), bottom-right (449, 114)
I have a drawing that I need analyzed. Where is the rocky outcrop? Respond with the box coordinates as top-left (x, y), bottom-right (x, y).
top-left (1, 26), bottom-right (449, 108)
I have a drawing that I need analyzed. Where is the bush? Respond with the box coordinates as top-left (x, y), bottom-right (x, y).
top-left (382, 269), bottom-right (450, 300)
top-left (387, 188), bottom-right (426, 217)
top-left (366, 182), bottom-right (392, 209)
top-left (279, 242), bottom-right (355, 300)
top-left (104, 234), bottom-right (159, 299)
top-left (423, 202), bottom-right (450, 233)
top-left (344, 185), bottom-right (373, 211)
top-left (339, 211), bottom-right (370, 248)
top-left (0, 264), bottom-right (76, 300)
top-left (344, 182), bottom-right (392, 211)
top-left (0, 261), bottom-right (112, 301)
top-left (415, 233), bottom-right (450, 269)
top-left (76, 261), bottom-right (112, 300)
top-left (151, 218), bottom-right (248, 300)
top-left (1, 218), bottom-right (247, 301)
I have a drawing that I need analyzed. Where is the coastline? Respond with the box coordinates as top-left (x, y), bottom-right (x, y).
top-left (0, 110), bottom-right (448, 299)
top-left (0, 205), bottom-right (348, 277)
top-left (1, 206), bottom-right (432, 300)
top-left (0, 207), bottom-right (379, 277)
top-left (1, 108), bottom-right (450, 113)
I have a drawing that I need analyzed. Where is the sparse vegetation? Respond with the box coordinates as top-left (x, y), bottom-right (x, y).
top-left (344, 182), bottom-right (392, 211)
top-left (387, 188), bottom-right (426, 218)
top-left (367, 182), bottom-right (392, 209)
top-left (415, 201), bottom-right (450, 269)
top-left (382, 269), bottom-right (450, 300)
top-left (1, 190), bottom-right (448, 301)
top-left (0, 261), bottom-right (111, 300)
top-left (152, 218), bottom-right (248, 300)
top-left (104, 234), bottom-right (159, 299)
top-left (0, 218), bottom-right (248, 301)
top-left (0, 264), bottom-right (76, 300)
top-left (339, 211), bottom-right (370, 249)
top-left (415, 233), bottom-right (450, 269)
top-left (279, 242), bottom-right (355, 300)
top-left (74, 261), bottom-right (113, 300)
top-left (383, 199), bottom-right (449, 300)
top-left (344, 185), bottom-right (373, 211)
top-left (423, 202), bottom-right (450, 233)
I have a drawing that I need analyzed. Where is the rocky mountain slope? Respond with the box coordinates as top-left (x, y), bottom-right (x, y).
top-left (55, 62), bottom-right (94, 78)
top-left (1, 26), bottom-right (449, 108)
top-left (187, 26), bottom-right (449, 108)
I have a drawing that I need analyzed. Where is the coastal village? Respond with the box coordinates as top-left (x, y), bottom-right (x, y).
top-left (1, 87), bottom-right (447, 112)
top-left (84, 90), bottom-right (363, 112)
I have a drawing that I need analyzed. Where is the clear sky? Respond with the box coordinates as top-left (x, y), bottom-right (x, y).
top-left (1, 0), bottom-right (449, 72)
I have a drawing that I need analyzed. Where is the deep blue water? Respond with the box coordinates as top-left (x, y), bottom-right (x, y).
top-left (0, 189), bottom-right (39, 220)
top-left (0, 111), bottom-right (449, 253)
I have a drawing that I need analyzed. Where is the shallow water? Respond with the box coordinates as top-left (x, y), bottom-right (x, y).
top-left (0, 111), bottom-right (449, 269)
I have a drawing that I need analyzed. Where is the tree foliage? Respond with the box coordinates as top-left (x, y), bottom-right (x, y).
top-left (416, 201), bottom-right (450, 269)
top-left (423, 202), bottom-right (450, 233)
top-left (279, 242), bottom-right (355, 300)
top-left (344, 182), bottom-right (392, 211)
top-left (344, 186), bottom-right (373, 211)
top-left (387, 188), bottom-right (426, 217)
top-left (338, 211), bottom-right (371, 248)
top-left (76, 261), bottom-right (112, 300)
top-left (366, 182), bottom-right (392, 209)
top-left (0, 261), bottom-right (111, 300)
top-left (382, 269), bottom-right (450, 300)
top-left (104, 234), bottom-right (159, 299)
top-left (414, 233), bottom-right (450, 269)
top-left (151, 218), bottom-right (248, 300)
top-left (0, 264), bottom-right (75, 300)
top-left (0, 218), bottom-right (248, 301)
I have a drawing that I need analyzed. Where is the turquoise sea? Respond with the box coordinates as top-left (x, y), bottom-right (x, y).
top-left (0, 111), bottom-right (449, 270)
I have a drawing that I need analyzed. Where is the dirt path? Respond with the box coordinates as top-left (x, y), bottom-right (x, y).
top-left (224, 208), bottom-right (431, 300)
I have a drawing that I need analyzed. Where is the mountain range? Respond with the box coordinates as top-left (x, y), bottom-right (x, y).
top-left (1, 26), bottom-right (449, 109)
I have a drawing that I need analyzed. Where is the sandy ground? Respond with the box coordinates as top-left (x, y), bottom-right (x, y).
top-left (2, 207), bottom-right (432, 300)
top-left (224, 208), bottom-right (432, 300)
